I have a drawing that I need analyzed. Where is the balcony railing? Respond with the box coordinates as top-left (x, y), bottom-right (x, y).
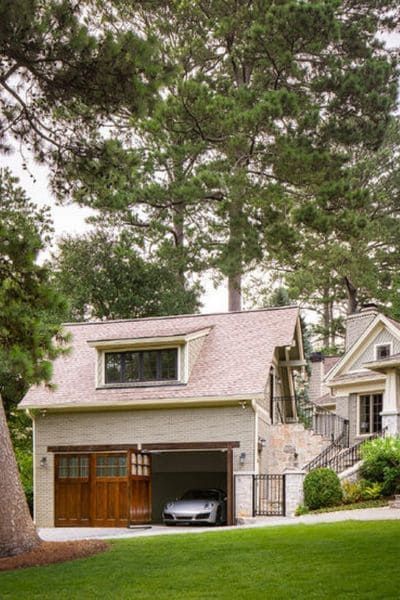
top-left (272, 396), bottom-right (349, 447)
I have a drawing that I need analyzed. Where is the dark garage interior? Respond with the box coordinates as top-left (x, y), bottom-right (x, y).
top-left (150, 450), bottom-right (227, 523)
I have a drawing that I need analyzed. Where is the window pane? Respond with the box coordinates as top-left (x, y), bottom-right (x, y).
top-left (377, 345), bottom-right (390, 359)
top-left (80, 457), bottom-right (89, 478)
top-left (124, 352), bottom-right (140, 382)
top-left (142, 351), bottom-right (157, 380)
top-left (96, 455), bottom-right (127, 477)
top-left (160, 349), bottom-right (178, 380)
top-left (360, 396), bottom-right (370, 434)
top-left (59, 456), bottom-right (69, 478)
top-left (105, 353), bottom-right (122, 383)
top-left (69, 456), bottom-right (79, 477)
top-left (373, 394), bottom-right (383, 433)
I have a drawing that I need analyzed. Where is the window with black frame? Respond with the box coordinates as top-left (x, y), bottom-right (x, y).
top-left (104, 348), bottom-right (178, 384)
top-left (359, 393), bottom-right (383, 435)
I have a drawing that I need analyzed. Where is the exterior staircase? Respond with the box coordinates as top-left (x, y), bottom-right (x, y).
top-left (268, 396), bottom-right (349, 474)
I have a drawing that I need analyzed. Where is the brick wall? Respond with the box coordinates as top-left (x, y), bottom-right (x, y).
top-left (33, 405), bottom-right (256, 527)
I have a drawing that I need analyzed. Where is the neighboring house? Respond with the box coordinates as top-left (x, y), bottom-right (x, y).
top-left (310, 305), bottom-right (400, 447)
top-left (20, 307), bottom-right (315, 528)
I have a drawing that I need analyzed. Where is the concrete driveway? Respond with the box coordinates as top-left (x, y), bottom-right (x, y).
top-left (39, 506), bottom-right (400, 542)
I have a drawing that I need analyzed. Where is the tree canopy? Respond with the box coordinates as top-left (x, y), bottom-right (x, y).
top-left (60, 0), bottom-right (399, 311)
top-left (0, 168), bottom-right (68, 412)
top-left (52, 229), bottom-right (201, 321)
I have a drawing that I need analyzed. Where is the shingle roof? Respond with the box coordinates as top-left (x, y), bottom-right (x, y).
top-left (324, 356), bottom-right (341, 376)
top-left (20, 306), bottom-right (299, 409)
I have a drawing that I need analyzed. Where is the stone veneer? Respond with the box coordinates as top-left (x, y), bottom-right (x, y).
top-left (265, 423), bottom-right (331, 473)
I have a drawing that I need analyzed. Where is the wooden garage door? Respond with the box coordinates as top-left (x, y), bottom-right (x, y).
top-left (91, 454), bottom-right (129, 527)
top-left (55, 455), bottom-right (90, 526)
top-left (55, 451), bottom-right (152, 527)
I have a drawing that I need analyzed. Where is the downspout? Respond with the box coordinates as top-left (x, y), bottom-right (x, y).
top-left (251, 399), bottom-right (258, 474)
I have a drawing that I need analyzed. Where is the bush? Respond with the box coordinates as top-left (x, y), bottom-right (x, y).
top-left (360, 436), bottom-right (400, 496)
top-left (304, 468), bottom-right (343, 510)
top-left (342, 480), bottom-right (364, 504)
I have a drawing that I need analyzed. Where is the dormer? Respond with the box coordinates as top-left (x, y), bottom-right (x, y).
top-left (87, 327), bottom-right (212, 389)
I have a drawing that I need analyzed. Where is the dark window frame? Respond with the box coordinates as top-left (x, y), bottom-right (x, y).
top-left (359, 393), bottom-right (383, 435)
top-left (104, 348), bottom-right (178, 384)
top-left (376, 344), bottom-right (391, 360)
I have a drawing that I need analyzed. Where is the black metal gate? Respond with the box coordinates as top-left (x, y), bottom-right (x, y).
top-left (253, 474), bottom-right (285, 516)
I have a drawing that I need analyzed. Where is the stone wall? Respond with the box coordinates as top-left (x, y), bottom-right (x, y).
top-left (265, 423), bottom-right (331, 473)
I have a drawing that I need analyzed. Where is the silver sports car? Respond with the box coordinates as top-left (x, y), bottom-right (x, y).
top-left (162, 488), bottom-right (227, 526)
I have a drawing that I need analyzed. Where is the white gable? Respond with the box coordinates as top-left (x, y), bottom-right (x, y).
top-left (326, 314), bottom-right (400, 383)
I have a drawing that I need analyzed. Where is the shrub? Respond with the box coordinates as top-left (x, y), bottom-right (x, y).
top-left (304, 468), bottom-right (343, 510)
top-left (342, 480), bottom-right (364, 504)
top-left (295, 504), bottom-right (309, 516)
top-left (360, 436), bottom-right (400, 496)
top-left (361, 482), bottom-right (383, 500)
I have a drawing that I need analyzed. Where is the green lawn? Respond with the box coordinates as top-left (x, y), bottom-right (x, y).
top-left (2, 521), bottom-right (400, 599)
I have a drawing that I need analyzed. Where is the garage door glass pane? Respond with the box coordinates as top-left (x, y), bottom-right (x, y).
top-left (58, 455), bottom-right (89, 479)
top-left (96, 455), bottom-right (127, 477)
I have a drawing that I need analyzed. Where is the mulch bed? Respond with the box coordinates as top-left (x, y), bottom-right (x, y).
top-left (0, 540), bottom-right (109, 572)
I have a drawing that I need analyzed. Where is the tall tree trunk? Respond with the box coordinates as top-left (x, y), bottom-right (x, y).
top-left (0, 397), bottom-right (40, 557)
top-left (344, 276), bottom-right (358, 315)
top-left (172, 204), bottom-right (186, 289)
top-left (322, 287), bottom-right (330, 348)
top-left (228, 273), bottom-right (242, 311)
top-left (227, 197), bottom-right (243, 312)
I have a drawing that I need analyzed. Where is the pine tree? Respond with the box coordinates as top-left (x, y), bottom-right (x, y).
top-left (62, 0), bottom-right (398, 310)
top-left (0, 170), bottom-right (67, 557)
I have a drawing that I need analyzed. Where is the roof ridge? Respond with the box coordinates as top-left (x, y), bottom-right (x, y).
top-left (62, 305), bottom-right (299, 327)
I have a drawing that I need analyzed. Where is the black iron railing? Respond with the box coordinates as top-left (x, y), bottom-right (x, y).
top-left (253, 474), bottom-right (285, 517)
top-left (328, 432), bottom-right (381, 474)
top-left (272, 396), bottom-right (349, 446)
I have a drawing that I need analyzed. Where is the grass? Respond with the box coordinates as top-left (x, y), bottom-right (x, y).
top-left (2, 521), bottom-right (400, 599)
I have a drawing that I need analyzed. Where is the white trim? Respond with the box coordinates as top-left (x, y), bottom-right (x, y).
top-left (326, 314), bottom-right (400, 383)
top-left (20, 393), bottom-right (265, 412)
top-left (87, 327), bottom-right (212, 349)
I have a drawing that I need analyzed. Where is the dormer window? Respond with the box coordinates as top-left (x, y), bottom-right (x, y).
top-left (376, 344), bottom-right (391, 360)
top-left (105, 348), bottom-right (178, 384)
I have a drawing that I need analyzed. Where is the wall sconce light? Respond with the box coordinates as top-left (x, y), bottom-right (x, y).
top-left (258, 438), bottom-right (266, 453)
top-left (239, 452), bottom-right (246, 466)
top-left (40, 456), bottom-right (48, 468)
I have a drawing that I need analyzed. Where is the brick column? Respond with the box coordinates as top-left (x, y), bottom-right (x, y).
top-left (234, 473), bottom-right (254, 519)
top-left (284, 468), bottom-right (305, 516)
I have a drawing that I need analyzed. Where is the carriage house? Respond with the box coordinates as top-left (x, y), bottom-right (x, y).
top-left (19, 307), bottom-right (307, 527)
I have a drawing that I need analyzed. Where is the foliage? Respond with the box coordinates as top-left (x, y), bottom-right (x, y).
top-left (294, 504), bottom-right (309, 516)
top-left (360, 436), bottom-right (400, 496)
top-left (62, 0), bottom-right (399, 311)
top-left (0, 0), bottom-right (164, 163)
top-left (51, 229), bottom-right (201, 321)
top-left (2, 523), bottom-right (400, 598)
top-left (302, 498), bottom-right (389, 515)
top-left (8, 411), bottom-right (33, 513)
top-left (342, 480), bottom-right (364, 505)
top-left (0, 169), bottom-right (68, 412)
top-left (303, 468), bottom-right (343, 510)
